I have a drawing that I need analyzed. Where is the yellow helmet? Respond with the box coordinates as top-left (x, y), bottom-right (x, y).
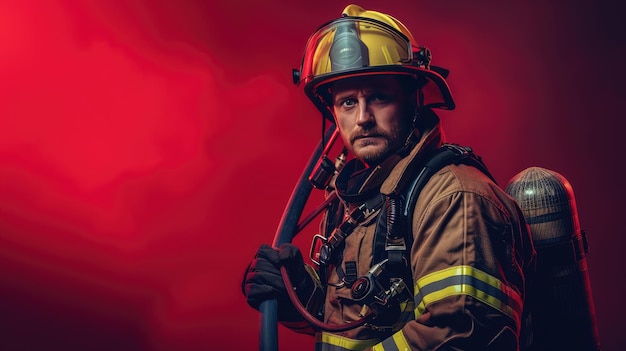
top-left (293, 4), bottom-right (455, 119)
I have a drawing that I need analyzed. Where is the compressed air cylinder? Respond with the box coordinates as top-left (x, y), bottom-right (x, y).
top-left (505, 167), bottom-right (600, 351)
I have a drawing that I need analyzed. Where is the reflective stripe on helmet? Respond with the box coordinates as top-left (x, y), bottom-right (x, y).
top-left (414, 265), bottom-right (523, 327)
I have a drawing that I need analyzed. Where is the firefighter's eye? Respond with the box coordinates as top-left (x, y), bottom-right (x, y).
top-left (369, 94), bottom-right (390, 103)
top-left (339, 99), bottom-right (357, 108)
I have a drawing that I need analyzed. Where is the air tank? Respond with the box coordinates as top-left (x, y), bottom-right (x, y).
top-left (505, 167), bottom-right (600, 351)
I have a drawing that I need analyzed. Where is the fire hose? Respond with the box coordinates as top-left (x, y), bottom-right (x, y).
top-left (258, 125), bottom-right (336, 351)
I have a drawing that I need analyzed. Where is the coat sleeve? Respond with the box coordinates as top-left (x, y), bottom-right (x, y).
top-left (366, 179), bottom-right (535, 350)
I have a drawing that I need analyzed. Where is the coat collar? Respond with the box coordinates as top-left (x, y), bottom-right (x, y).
top-left (334, 119), bottom-right (444, 203)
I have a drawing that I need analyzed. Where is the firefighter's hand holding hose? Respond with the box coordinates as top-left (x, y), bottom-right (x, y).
top-left (242, 243), bottom-right (318, 323)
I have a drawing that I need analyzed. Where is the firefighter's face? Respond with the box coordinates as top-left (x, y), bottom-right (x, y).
top-left (331, 75), bottom-right (414, 165)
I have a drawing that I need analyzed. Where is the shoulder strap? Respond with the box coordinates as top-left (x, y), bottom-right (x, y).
top-left (372, 143), bottom-right (496, 277)
top-left (403, 143), bottom-right (496, 220)
top-left (402, 143), bottom-right (496, 242)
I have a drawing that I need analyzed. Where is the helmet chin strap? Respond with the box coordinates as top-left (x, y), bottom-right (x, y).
top-left (395, 123), bottom-right (420, 158)
top-left (401, 106), bottom-right (422, 151)
top-left (411, 105), bottom-right (420, 126)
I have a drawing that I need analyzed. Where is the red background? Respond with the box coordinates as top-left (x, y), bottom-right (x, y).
top-left (0, 1), bottom-right (624, 350)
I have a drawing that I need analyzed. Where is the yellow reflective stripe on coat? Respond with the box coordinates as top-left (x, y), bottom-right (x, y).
top-left (414, 265), bottom-right (522, 325)
top-left (371, 330), bottom-right (411, 351)
top-left (315, 332), bottom-right (379, 351)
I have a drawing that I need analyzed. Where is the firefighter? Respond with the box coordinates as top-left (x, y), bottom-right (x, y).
top-left (243, 4), bottom-right (536, 350)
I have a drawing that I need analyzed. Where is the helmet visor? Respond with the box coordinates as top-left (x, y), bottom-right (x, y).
top-left (300, 17), bottom-right (413, 86)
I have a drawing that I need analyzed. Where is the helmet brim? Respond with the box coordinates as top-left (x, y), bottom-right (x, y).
top-left (304, 65), bottom-right (455, 121)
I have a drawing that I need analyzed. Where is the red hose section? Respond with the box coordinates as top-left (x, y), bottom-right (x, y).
top-left (280, 266), bottom-right (372, 332)
top-left (294, 192), bottom-right (337, 235)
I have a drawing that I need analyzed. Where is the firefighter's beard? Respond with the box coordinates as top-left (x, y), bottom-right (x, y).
top-left (348, 125), bottom-right (411, 166)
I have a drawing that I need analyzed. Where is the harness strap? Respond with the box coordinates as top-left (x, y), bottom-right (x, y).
top-left (373, 144), bottom-right (496, 282)
top-left (326, 195), bottom-right (384, 287)
top-left (335, 261), bottom-right (359, 287)
top-left (404, 144), bottom-right (495, 219)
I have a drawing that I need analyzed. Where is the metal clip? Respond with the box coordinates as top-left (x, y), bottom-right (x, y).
top-left (309, 234), bottom-right (327, 266)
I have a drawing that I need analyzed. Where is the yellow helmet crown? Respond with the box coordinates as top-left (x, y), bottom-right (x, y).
top-left (293, 5), bottom-right (455, 119)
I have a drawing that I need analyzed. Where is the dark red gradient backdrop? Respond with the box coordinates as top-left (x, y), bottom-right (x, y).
top-left (0, 1), bottom-right (624, 350)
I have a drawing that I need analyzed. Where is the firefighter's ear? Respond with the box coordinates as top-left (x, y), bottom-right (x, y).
top-left (413, 107), bottom-right (438, 130)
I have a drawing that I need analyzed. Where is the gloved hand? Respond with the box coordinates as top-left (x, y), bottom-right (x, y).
top-left (242, 243), bottom-right (314, 321)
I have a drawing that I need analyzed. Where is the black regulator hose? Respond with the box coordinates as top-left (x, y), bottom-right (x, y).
top-left (280, 266), bottom-right (373, 332)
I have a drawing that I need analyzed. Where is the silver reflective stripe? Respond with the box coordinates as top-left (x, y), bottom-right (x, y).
top-left (315, 332), bottom-right (379, 351)
top-left (371, 331), bottom-right (411, 351)
top-left (379, 337), bottom-right (400, 351)
top-left (414, 265), bottom-right (522, 326)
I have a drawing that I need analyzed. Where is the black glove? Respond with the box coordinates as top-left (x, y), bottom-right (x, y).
top-left (242, 243), bottom-right (313, 321)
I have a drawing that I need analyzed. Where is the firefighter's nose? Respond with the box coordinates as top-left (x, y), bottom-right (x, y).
top-left (356, 103), bottom-right (374, 127)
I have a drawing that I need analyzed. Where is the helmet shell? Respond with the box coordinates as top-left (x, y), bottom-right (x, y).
top-left (294, 5), bottom-right (455, 119)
